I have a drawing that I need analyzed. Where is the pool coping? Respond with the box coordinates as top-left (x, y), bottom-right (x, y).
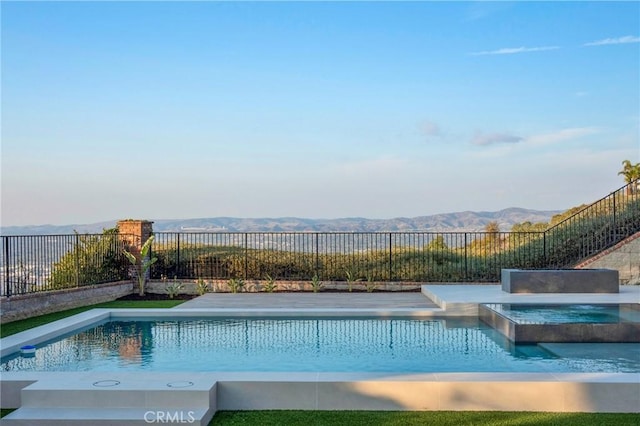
top-left (422, 284), bottom-right (640, 315)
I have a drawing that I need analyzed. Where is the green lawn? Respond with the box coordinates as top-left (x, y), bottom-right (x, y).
top-left (208, 411), bottom-right (639, 426)
top-left (0, 299), bottom-right (184, 338)
top-left (2, 302), bottom-right (638, 425)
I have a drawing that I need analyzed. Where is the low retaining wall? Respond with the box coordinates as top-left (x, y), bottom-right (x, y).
top-left (0, 282), bottom-right (133, 324)
top-left (576, 232), bottom-right (640, 285)
top-left (501, 269), bottom-right (619, 294)
top-left (145, 280), bottom-right (421, 295)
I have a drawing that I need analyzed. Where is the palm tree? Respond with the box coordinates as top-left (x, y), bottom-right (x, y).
top-left (618, 160), bottom-right (640, 195)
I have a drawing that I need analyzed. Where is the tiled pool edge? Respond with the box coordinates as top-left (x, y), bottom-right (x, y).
top-left (0, 309), bottom-right (112, 358)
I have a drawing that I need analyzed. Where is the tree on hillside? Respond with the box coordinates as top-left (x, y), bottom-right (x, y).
top-left (484, 221), bottom-right (501, 250)
top-left (485, 221), bottom-right (500, 235)
top-left (550, 205), bottom-right (589, 226)
top-left (511, 221), bottom-right (548, 232)
top-left (49, 228), bottom-right (127, 289)
top-left (427, 235), bottom-right (448, 251)
top-left (618, 160), bottom-right (640, 195)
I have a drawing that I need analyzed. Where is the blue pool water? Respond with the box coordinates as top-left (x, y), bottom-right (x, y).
top-left (2, 317), bottom-right (639, 373)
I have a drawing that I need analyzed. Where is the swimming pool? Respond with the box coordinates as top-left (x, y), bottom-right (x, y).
top-left (3, 316), bottom-right (639, 373)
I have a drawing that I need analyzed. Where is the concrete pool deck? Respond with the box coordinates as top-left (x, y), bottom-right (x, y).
top-left (176, 292), bottom-right (440, 311)
top-left (422, 284), bottom-right (640, 315)
top-left (1, 285), bottom-right (639, 424)
top-left (173, 285), bottom-right (640, 315)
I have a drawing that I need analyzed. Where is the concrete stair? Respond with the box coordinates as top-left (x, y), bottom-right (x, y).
top-left (2, 376), bottom-right (217, 425)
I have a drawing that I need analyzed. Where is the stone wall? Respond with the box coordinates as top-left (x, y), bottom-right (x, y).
top-left (145, 279), bottom-right (421, 295)
top-left (0, 282), bottom-right (133, 324)
top-left (576, 232), bottom-right (640, 285)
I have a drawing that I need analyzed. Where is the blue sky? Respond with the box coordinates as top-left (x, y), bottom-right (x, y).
top-left (2, 1), bottom-right (639, 226)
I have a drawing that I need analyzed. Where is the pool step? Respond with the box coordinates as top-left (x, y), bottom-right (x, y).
top-left (2, 408), bottom-right (211, 425)
top-left (2, 376), bottom-right (217, 426)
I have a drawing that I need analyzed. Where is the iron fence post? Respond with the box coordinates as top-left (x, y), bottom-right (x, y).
top-left (388, 233), bottom-right (393, 281)
top-left (314, 233), bottom-right (319, 277)
top-left (612, 193), bottom-right (617, 244)
top-left (3, 237), bottom-right (10, 297)
top-left (464, 233), bottom-right (468, 281)
top-left (244, 233), bottom-right (248, 280)
top-left (74, 234), bottom-right (80, 287)
top-left (176, 233), bottom-right (181, 278)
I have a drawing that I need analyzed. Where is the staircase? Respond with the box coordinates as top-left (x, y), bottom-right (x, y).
top-left (2, 375), bottom-right (217, 425)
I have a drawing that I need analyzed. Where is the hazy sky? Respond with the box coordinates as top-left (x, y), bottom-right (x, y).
top-left (2, 1), bottom-right (639, 227)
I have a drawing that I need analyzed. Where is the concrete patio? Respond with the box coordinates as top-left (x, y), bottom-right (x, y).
top-left (177, 292), bottom-right (439, 310)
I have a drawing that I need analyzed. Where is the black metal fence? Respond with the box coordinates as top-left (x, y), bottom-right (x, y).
top-left (150, 231), bottom-right (547, 283)
top-left (543, 178), bottom-right (639, 267)
top-left (0, 232), bottom-right (132, 297)
top-left (1, 179), bottom-right (638, 296)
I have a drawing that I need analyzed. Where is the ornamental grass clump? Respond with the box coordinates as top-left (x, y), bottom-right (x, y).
top-left (262, 274), bottom-right (277, 293)
top-left (195, 278), bottom-right (210, 295)
top-left (165, 278), bottom-right (183, 299)
top-left (310, 274), bottom-right (323, 293)
top-left (228, 278), bottom-right (245, 293)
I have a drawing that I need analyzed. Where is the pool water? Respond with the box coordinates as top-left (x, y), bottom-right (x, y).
top-left (2, 317), bottom-right (638, 373)
top-left (484, 304), bottom-right (640, 325)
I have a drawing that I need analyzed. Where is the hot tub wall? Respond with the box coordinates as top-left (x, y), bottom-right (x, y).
top-left (501, 269), bottom-right (619, 294)
top-left (514, 323), bottom-right (640, 343)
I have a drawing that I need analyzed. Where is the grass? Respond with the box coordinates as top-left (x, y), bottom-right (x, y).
top-left (208, 411), bottom-right (640, 426)
top-left (1, 302), bottom-right (638, 425)
top-left (1, 409), bottom-right (637, 424)
top-left (0, 299), bottom-right (184, 338)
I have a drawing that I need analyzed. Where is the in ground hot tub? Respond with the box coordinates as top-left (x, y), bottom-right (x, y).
top-left (479, 303), bottom-right (640, 343)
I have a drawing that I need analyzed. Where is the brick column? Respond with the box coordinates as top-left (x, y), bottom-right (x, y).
top-left (117, 219), bottom-right (154, 257)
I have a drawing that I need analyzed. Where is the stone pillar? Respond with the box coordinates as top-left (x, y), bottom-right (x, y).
top-left (117, 219), bottom-right (154, 256)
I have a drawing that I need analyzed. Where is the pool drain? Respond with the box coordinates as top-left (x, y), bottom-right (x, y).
top-left (167, 381), bottom-right (194, 388)
top-left (92, 380), bottom-right (121, 387)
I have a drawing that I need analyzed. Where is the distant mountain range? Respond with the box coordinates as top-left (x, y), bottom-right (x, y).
top-left (1, 207), bottom-right (562, 235)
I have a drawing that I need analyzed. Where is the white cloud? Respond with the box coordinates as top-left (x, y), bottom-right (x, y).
top-left (584, 35), bottom-right (640, 46)
top-left (470, 46), bottom-right (560, 56)
top-left (525, 127), bottom-right (600, 146)
top-left (471, 132), bottom-right (523, 146)
top-left (420, 120), bottom-right (441, 138)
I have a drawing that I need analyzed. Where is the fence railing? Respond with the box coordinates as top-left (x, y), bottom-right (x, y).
top-left (1, 179), bottom-right (638, 296)
top-left (0, 232), bottom-right (132, 297)
top-left (543, 178), bottom-right (639, 267)
top-left (150, 231), bottom-right (547, 283)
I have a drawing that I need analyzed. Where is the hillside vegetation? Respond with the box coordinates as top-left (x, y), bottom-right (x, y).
top-left (40, 180), bottom-right (639, 291)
